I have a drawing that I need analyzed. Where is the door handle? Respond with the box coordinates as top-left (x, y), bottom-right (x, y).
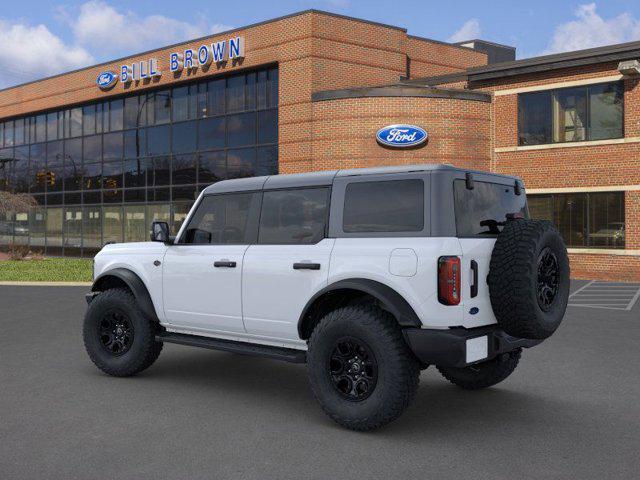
top-left (214, 260), bottom-right (237, 268)
top-left (293, 262), bottom-right (321, 270)
top-left (470, 260), bottom-right (479, 298)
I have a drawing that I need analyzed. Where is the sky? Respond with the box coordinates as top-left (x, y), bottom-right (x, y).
top-left (1, 0), bottom-right (640, 88)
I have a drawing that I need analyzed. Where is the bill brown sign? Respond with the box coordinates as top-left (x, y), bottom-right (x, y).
top-left (97, 36), bottom-right (245, 89)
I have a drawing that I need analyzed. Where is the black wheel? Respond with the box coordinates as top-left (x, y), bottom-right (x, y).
top-left (307, 305), bottom-right (420, 431)
top-left (488, 219), bottom-right (570, 340)
top-left (437, 349), bottom-right (521, 390)
top-left (83, 288), bottom-right (163, 377)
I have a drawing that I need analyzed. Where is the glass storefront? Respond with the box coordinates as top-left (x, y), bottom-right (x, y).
top-left (0, 66), bottom-right (278, 256)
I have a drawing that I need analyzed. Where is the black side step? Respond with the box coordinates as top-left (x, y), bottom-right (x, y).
top-left (156, 332), bottom-right (307, 364)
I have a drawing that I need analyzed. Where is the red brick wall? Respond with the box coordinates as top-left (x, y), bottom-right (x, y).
top-left (0, 10), bottom-right (487, 178)
top-left (406, 37), bottom-right (487, 78)
top-left (308, 95), bottom-right (491, 172)
top-left (475, 64), bottom-right (640, 282)
top-left (569, 253), bottom-right (640, 282)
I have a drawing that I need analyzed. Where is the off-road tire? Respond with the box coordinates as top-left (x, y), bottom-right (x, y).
top-left (307, 305), bottom-right (420, 431)
top-left (488, 219), bottom-right (570, 340)
top-left (83, 288), bottom-right (163, 377)
top-left (437, 348), bottom-right (521, 390)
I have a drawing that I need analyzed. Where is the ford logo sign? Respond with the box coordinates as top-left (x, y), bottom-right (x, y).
top-left (376, 124), bottom-right (428, 148)
top-left (96, 71), bottom-right (118, 90)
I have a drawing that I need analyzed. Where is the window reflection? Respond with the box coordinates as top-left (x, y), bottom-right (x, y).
top-left (173, 154), bottom-right (197, 185)
top-left (46, 207), bottom-right (63, 255)
top-left (124, 205), bottom-right (146, 242)
top-left (0, 67), bottom-right (278, 256)
top-left (529, 192), bottom-right (625, 249)
top-left (519, 81), bottom-right (623, 146)
top-left (147, 203), bottom-right (170, 234)
top-left (46, 141), bottom-right (64, 192)
top-left (14, 146), bottom-right (29, 193)
top-left (64, 207), bottom-right (83, 255)
top-left (227, 148), bottom-right (256, 179)
top-left (227, 112), bottom-right (255, 147)
top-left (198, 151), bottom-right (226, 184)
top-left (29, 207), bottom-right (46, 250)
top-left (172, 121), bottom-right (197, 154)
top-left (103, 206), bottom-right (123, 244)
top-left (83, 206), bottom-right (101, 254)
top-left (198, 117), bottom-right (225, 150)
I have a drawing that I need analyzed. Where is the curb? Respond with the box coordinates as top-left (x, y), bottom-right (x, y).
top-left (0, 281), bottom-right (92, 287)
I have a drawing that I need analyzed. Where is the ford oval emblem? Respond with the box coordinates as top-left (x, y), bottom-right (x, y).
top-left (469, 307), bottom-right (479, 315)
top-left (376, 124), bottom-right (428, 148)
top-left (96, 71), bottom-right (118, 90)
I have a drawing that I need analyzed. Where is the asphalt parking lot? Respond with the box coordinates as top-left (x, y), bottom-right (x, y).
top-left (1, 281), bottom-right (639, 480)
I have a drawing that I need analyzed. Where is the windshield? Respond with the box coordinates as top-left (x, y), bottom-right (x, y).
top-left (454, 179), bottom-right (529, 237)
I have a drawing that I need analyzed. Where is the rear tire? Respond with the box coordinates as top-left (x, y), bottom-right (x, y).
top-left (83, 288), bottom-right (163, 377)
top-left (488, 219), bottom-right (570, 340)
top-left (307, 305), bottom-right (420, 431)
top-left (437, 349), bottom-right (521, 390)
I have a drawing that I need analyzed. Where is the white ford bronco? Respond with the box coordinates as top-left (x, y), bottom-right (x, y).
top-left (84, 164), bottom-right (570, 430)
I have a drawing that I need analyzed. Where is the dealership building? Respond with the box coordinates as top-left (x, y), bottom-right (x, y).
top-left (0, 10), bottom-right (639, 281)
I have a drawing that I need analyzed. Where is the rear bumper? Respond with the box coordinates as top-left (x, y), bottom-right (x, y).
top-left (403, 325), bottom-right (542, 369)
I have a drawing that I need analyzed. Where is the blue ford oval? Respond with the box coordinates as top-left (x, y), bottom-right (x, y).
top-left (376, 124), bottom-right (428, 148)
top-left (96, 71), bottom-right (118, 90)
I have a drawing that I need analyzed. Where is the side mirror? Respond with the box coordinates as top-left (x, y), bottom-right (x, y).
top-left (150, 221), bottom-right (171, 243)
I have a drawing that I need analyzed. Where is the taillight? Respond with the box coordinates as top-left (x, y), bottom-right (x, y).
top-left (438, 256), bottom-right (461, 305)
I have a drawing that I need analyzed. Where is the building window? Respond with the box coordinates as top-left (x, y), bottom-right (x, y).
top-left (0, 66), bottom-right (278, 256)
top-left (518, 82), bottom-right (623, 145)
top-left (529, 192), bottom-right (625, 248)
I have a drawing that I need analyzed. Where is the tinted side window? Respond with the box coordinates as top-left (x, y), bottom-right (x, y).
top-left (454, 180), bottom-right (528, 237)
top-left (343, 180), bottom-right (424, 233)
top-left (181, 193), bottom-right (254, 244)
top-left (259, 188), bottom-right (329, 244)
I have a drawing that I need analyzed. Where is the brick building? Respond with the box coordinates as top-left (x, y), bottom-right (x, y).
top-left (0, 10), bottom-right (638, 281)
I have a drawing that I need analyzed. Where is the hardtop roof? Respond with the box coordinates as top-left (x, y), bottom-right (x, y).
top-left (202, 164), bottom-right (521, 195)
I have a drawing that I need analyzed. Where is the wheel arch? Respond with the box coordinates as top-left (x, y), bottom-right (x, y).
top-left (298, 278), bottom-right (422, 340)
top-left (92, 268), bottom-right (160, 323)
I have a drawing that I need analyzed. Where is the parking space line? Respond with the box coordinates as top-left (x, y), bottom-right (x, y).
top-left (569, 280), bottom-right (595, 298)
top-left (626, 287), bottom-right (640, 311)
top-left (568, 281), bottom-right (640, 311)
top-left (569, 304), bottom-right (628, 310)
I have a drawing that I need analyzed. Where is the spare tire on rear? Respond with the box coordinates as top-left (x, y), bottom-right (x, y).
top-left (488, 219), bottom-right (570, 340)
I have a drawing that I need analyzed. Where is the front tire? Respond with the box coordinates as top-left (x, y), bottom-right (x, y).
top-left (307, 305), bottom-right (420, 431)
top-left (437, 349), bottom-right (521, 390)
top-left (83, 288), bottom-right (163, 377)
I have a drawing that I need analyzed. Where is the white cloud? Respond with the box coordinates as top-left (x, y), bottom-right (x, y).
top-left (448, 19), bottom-right (481, 43)
top-left (0, 1), bottom-right (235, 88)
top-left (543, 3), bottom-right (640, 54)
top-left (0, 20), bottom-right (93, 88)
top-left (68, 1), bottom-right (232, 57)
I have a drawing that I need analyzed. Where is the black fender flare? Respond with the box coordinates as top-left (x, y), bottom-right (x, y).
top-left (297, 278), bottom-right (423, 338)
top-left (92, 268), bottom-right (160, 322)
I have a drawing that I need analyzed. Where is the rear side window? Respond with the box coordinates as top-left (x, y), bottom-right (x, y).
top-left (259, 188), bottom-right (329, 244)
top-left (343, 180), bottom-right (424, 233)
top-left (454, 180), bottom-right (528, 236)
top-left (181, 193), bottom-right (254, 244)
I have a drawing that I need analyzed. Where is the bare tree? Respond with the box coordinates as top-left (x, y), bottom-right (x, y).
top-left (0, 191), bottom-right (37, 216)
